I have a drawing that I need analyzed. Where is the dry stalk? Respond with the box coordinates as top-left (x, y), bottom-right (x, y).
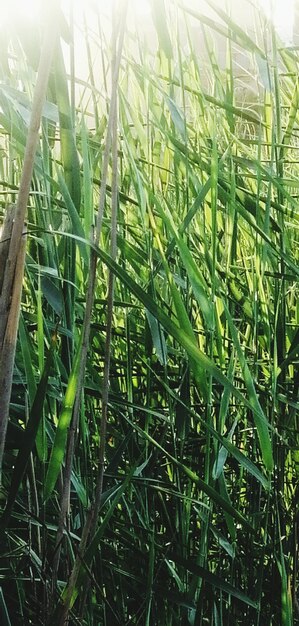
top-left (0, 7), bottom-right (59, 479)
top-left (51, 2), bottom-right (128, 618)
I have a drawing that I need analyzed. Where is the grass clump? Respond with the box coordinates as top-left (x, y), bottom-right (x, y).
top-left (0, 1), bottom-right (298, 624)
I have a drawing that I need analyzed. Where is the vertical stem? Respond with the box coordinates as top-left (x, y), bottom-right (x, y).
top-left (0, 5), bottom-right (58, 478)
top-left (51, 4), bottom-right (127, 623)
top-left (92, 57), bottom-right (119, 524)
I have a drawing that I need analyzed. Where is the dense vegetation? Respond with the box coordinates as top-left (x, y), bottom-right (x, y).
top-left (1, 0), bottom-right (299, 624)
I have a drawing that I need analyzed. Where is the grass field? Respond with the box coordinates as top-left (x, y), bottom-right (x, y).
top-left (0, 1), bottom-right (299, 624)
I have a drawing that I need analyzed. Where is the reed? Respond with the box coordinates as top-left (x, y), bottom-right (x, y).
top-left (0, 1), bottom-right (298, 624)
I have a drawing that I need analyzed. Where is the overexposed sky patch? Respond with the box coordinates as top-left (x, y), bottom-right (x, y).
top-left (0, 0), bottom-right (295, 44)
top-left (258, 0), bottom-right (294, 43)
top-left (0, 0), bottom-right (151, 22)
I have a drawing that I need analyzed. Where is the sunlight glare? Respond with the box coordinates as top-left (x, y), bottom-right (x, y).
top-left (0, 0), bottom-right (294, 44)
top-left (258, 0), bottom-right (294, 44)
top-left (0, 0), bottom-right (151, 23)
top-left (2, 0), bottom-right (41, 23)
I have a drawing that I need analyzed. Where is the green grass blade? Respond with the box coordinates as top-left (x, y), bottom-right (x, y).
top-left (44, 331), bottom-right (83, 501)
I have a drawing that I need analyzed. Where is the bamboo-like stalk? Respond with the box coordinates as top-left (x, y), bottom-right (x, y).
top-left (0, 5), bottom-right (59, 479)
top-left (50, 3), bottom-right (127, 620)
top-left (92, 57), bottom-right (119, 533)
top-left (0, 232), bottom-right (26, 480)
top-left (78, 32), bottom-right (120, 617)
top-left (0, 205), bottom-right (15, 300)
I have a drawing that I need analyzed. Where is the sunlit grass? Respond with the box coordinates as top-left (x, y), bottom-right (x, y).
top-left (0, 0), bottom-right (299, 624)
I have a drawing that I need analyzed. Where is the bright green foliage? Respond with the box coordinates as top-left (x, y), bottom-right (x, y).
top-left (0, 1), bottom-right (299, 624)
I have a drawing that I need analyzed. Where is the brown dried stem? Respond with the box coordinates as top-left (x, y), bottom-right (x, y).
top-left (0, 6), bottom-right (59, 479)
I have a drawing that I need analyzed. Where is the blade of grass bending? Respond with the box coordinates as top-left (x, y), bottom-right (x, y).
top-left (152, 192), bottom-right (213, 329)
top-left (163, 177), bottom-right (212, 262)
top-left (55, 27), bottom-right (82, 375)
top-left (132, 61), bottom-right (264, 127)
top-left (151, 194), bottom-right (273, 471)
top-left (53, 41), bottom-right (81, 212)
top-left (44, 330), bottom-right (83, 501)
top-left (222, 301), bottom-right (273, 472)
top-left (147, 204), bottom-right (208, 400)
top-left (213, 421), bottom-right (238, 480)
top-left (179, 1), bottom-right (266, 60)
top-left (170, 553), bottom-right (258, 609)
top-left (150, 0), bottom-right (172, 60)
top-left (56, 169), bottom-right (87, 264)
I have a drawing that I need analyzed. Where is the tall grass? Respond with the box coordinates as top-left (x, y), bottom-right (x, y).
top-left (0, 0), bottom-right (299, 624)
